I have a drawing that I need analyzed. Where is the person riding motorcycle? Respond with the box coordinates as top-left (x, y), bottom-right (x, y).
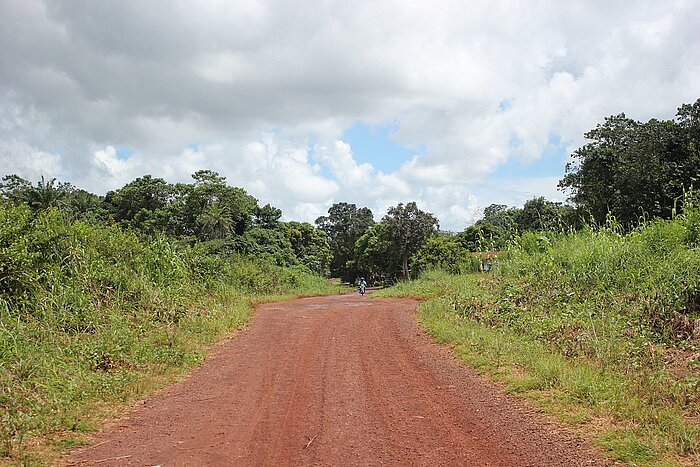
top-left (357, 277), bottom-right (367, 295)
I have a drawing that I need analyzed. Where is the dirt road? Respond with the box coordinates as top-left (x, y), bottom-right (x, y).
top-left (68, 294), bottom-right (610, 466)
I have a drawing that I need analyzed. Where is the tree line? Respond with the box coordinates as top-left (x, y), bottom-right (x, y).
top-left (559, 99), bottom-right (700, 226)
top-left (2, 98), bottom-right (698, 283)
top-left (0, 170), bottom-right (441, 283)
top-left (316, 98), bottom-right (700, 282)
top-left (1, 170), bottom-right (332, 275)
top-left (314, 196), bottom-right (577, 283)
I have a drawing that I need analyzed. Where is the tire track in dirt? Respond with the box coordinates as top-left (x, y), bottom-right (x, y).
top-left (68, 294), bottom-right (611, 466)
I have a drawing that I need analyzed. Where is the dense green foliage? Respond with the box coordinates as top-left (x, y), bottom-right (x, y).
top-left (457, 197), bottom-right (578, 252)
top-left (2, 170), bottom-right (332, 275)
top-left (351, 202), bottom-right (441, 282)
top-left (493, 210), bottom-right (700, 351)
top-left (381, 202), bottom-right (439, 280)
top-left (0, 202), bottom-right (337, 463)
top-left (0, 175), bottom-right (105, 222)
top-left (411, 235), bottom-right (479, 275)
top-left (379, 203), bottom-right (700, 465)
top-left (559, 98), bottom-right (700, 227)
top-left (315, 202), bottom-right (375, 281)
top-left (328, 196), bottom-right (579, 283)
top-left (283, 221), bottom-right (333, 274)
top-left (316, 201), bottom-right (444, 283)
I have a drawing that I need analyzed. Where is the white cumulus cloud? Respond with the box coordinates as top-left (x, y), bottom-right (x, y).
top-left (0, 0), bottom-right (699, 230)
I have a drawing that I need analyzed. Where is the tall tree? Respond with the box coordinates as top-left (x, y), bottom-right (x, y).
top-left (382, 202), bottom-right (438, 280)
top-left (411, 234), bottom-right (471, 275)
top-left (559, 114), bottom-right (638, 223)
top-left (27, 177), bottom-right (72, 211)
top-left (182, 170), bottom-right (258, 239)
top-left (471, 203), bottom-right (521, 248)
top-left (354, 223), bottom-right (397, 280)
top-left (0, 174), bottom-right (32, 204)
top-left (315, 202), bottom-right (375, 281)
top-left (254, 204), bottom-right (283, 229)
top-left (239, 226), bottom-right (297, 266)
top-left (479, 204), bottom-right (510, 229)
top-left (457, 223), bottom-right (507, 252)
top-left (103, 175), bottom-right (177, 233)
top-left (197, 203), bottom-right (233, 239)
top-left (64, 189), bottom-right (105, 221)
top-left (677, 99), bottom-right (700, 157)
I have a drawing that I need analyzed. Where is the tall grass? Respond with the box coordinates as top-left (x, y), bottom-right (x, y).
top-left (0, 204), bottom-right (336, 465)
top-left (378, 206), bottom-right (700, 465)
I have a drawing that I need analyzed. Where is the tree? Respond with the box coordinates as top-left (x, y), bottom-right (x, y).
top-left (284, 221), bottom-right (332, 274)
top-left (102, 170), bottom-right (259, 239)
top-left (677, 99), bottom-right (700, 159)
top-left (181, 170), bottom-right (258, 239)
top-left (28, 177), bottom-right (74, 211)
top-left (382, 202), bottom-right (438, 280)
top-left (1, 174), bottom-right (106, 221)
top-left (197, 203), bottom-right (233, 239)
top-left (479, 204), bottom-right (510, 229)
top-left (0, 175), bottom-right (74, 212)
top-left (559, 114), bottom-right (638, 223)
top-left (559, 99), bottom-right (700, 226)
top-left (354, 223), bottom-right (398, 281)
top-left (411, 234), bottom-right (471, 275)
top-left (105, 175), bottom-right (174, 219)
top-left (64, 189), bottom-right (105, 221)
top-left (675, 99), bottom-right (700, 210)
top-left (517, 197), bottom-right (576, 232)
top-left (315, 202), bottom-right (375, 281)
top-left (239, 226), bottom-right (297, 266)
top-left (0, 174), bottom-right (32, 204)
top-left (471, 203), bottom-right (521, 248)
top-left (254, 204), bottom-right (282, 229)
top-left (103, 175), bottom-right (177, 233)
top-left (457, 223), bottom-right (506, 252)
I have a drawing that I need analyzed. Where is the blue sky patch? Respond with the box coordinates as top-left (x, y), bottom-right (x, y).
top-left (508, 135), bottom-right (523, 150)
top-left (115, 146), bottom-right (134, 160)
top-left (342, 121), bottom-right (420, 173)
top-left (498, 98), bottom-right (513, 112)
top-left (491, 133), bottom-right (568, 179)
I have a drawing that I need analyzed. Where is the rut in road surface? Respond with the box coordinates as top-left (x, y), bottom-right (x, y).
top-left (69, 294), bottom-right (610, 466)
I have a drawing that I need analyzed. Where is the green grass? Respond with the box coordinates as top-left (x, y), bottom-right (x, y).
top-left (377, 205), bottom-right (700, 466)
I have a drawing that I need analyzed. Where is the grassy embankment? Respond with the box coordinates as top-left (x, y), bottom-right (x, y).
top-left (0, 205), bottom-right (339, 466)
top-left (378, 209), bottom-right (700, 466)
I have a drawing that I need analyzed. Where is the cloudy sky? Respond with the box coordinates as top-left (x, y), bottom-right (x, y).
top-left (1, 0), bottom-right (699, 230)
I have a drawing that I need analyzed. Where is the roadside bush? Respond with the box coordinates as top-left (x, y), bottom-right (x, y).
top-left (499, 207), bottom-right (700, 344)
top-left (412, 235), bottom-right (479, 276)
